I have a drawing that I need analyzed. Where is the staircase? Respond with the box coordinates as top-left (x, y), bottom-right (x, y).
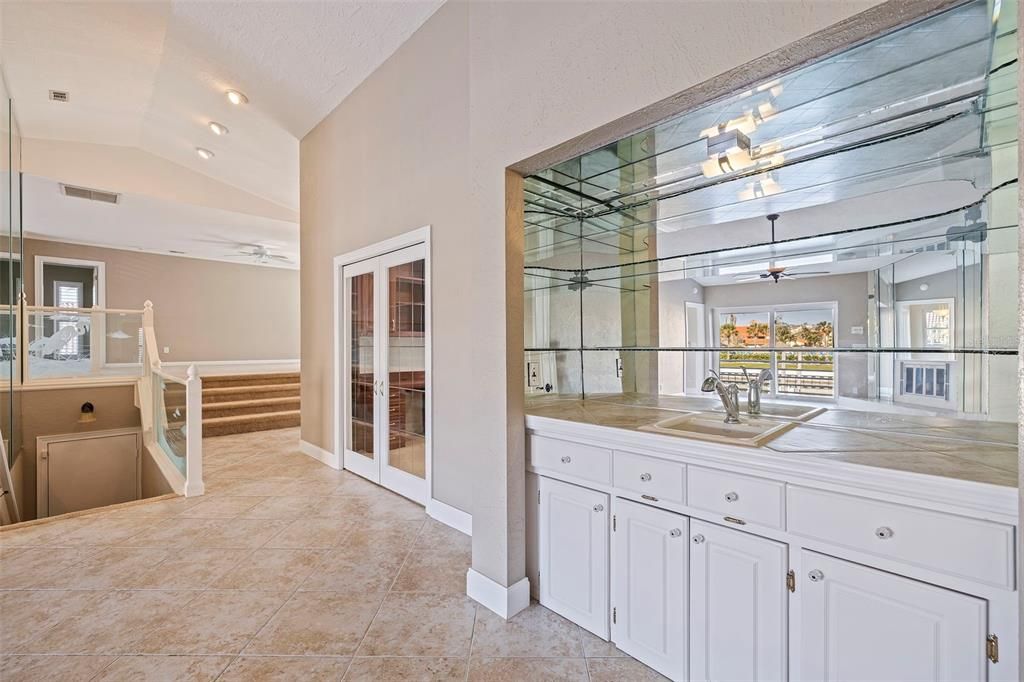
top-left (167, 372), bottom-right (301, 437)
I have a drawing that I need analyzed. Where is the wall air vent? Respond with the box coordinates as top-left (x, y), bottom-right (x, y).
top-left (48, 90), bottom-right (69, 102)
top-left (60, 184), bottom-right (120, 205)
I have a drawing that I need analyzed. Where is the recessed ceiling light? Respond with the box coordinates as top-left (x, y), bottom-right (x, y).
top-left (196, 147), bottom-right (215, 160)
top-left (225, 89), bottom-right (248, 105)
top-left (208, 121), bottom-right (229, 136)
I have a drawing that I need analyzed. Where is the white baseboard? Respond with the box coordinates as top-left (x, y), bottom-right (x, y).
top-left (162, 359), bottom-right (300, 367)
top-left (300, 440), bottom-right (340, 469)
top-left (426, 498), bottom-right (472, 536)
top-left (466, 569), bottom-right (530, 619)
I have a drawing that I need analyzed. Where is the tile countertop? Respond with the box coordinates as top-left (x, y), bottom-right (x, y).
top-left (524, 394), bottom-right (1019, 488)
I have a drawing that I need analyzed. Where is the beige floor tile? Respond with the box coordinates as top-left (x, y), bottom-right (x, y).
top-left (220, 655), bottom-right (351, 681)
top-left (415, 519), bottom-right (472, 553)
top-left (0, 520), bottom-right (75, 547)
top-left (298, 545), bottom-right (407, 594)
top-left (470, 603), bottom-right (583, 658)
top-left (102, 495), bottom-right (205, 517)
top-left (344, 657), bottom-right (467, 681)
top-left (342, 520), bottom-right (424, 554)
top-left (49, 516), bottom-right (161, 546)
top-left (330, 472), bottom-right (383, 496)
top-left (579, 628), bottom-right (627, 657)
top-left (120, 517), bottom-right (220, 548)
top-left (213, 548), bottom-right (326, 590)
top-left (357, 593), bottom-right (476, 657)
top-left (204, 477), bottom-right (298, 497)
top-left (128, 547), bottom-right (251, 589)
top-left (0, 654), bottom-right (116, 681)
top-left (28, 590), bottom-right (184, 654)
top-left (587, 657), bottom-right (669, 681)
top-left (178, 495), bottom-right (268, 518)
top-left (133, 590), bottom-right (291, 654)
top-left (391, 548), bottom-right (470, 593)
top-left (186, 518), bottom-right (292, 549)
top-left (245, 590), bottom-right (384, 656)
top-left (467, 657), bottom-right (589, 681)
top-left (92, 655), bottom-right (232, 681)
top-left (264, 517), bottom-right (355, 549)
top-left (241, 495), bottom-right (323, 519)
top-left (0, 590), bottom-right (108, 653)
top-left (37, 547), bottom-right (170, 589)
top-left (0, 547), bottom-right (97, 589)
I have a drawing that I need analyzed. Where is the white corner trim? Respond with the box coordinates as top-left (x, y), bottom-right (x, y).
top-left (426, 498), bottom-right (472, 536)
top-left (300, 439), bottom-right (340, 470)
top-left (466, 569), bottom-right (530, 619)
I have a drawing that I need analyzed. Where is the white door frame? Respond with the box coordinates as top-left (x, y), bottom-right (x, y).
top-left (33, 255), bottom-right (106, 308)
top-left (333, 225), bottom-right (432, 505)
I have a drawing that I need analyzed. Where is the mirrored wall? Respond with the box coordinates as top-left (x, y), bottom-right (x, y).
top-left (1, 71), bottom-right (24, 491)
top-left (524, 0), bottom-right (1018, 424)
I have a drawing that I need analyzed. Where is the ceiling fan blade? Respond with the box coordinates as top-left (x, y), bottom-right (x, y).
top-left (786, 271), bottom-right (831, 277)
top-left (734, 276), bottom-right (764, 283)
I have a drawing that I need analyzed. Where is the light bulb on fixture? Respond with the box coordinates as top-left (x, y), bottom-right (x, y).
top-left (196, 147), bottom-right (215, 160)
top-left (225, 89), bottom-right (248, 105)
top-left (208, 121), bottom-right (229, 136)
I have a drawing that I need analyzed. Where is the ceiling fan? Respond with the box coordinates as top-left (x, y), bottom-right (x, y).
top-left (225, 244), bottom-right (292, 265)
top-left (734, 266), bottom-right (830, 284)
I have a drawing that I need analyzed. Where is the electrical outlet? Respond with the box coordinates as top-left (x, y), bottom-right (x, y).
top-left (615, 357), bottom-right (624, 378)
top-left (527, 361), bottom-right (541, 388)
top-left (163, 346), bottom-right (170, 354)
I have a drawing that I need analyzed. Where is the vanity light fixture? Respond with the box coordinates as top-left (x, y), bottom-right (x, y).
top-left (225, 89), bottom-right (248, 105)
top-left (209, 121), bottom-right (229, 136)
top-left (701, 128), bottom-right (755, 178)
top-left (196, 147), bottom-right (215, 160)
top-left (738, 173), bottom-right (782, 200)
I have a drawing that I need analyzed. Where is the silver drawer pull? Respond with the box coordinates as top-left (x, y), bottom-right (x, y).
top-left (874, 526), bottom-right (894, 540)
top-left (669, 528), bottom-right (682, 538)
top-left (593, 504), bottom-right (604, 512)
top-left (808, 569), bottom-right (824, 582)
top-left (640, 472), bottom-right (652, 482)
top-left (724, 491), bottom-right (739, 503)
top-left (560, 456), bottom-right (572, 464)
top-left (691, 533), bottom-right (704, 544)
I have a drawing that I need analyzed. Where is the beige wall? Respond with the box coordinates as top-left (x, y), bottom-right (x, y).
top-left (5, 384), bottom-right (140, 521)
top-left (25, 239), bottom-right (299, 362)
top-left (301, 0), bottom-right (883, 586)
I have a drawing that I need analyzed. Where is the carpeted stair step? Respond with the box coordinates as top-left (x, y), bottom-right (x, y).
top-left (199, 396), bottom-right (301, 419)
top-left (201, 372), bottom-right (300, 389)
top-left (202, 383), bottom-right (300, 404)
top-left (202, 409), bottom-right (301, 437)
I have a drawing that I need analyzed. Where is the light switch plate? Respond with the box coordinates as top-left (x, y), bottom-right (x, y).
top-left (163, 346), bottom-right (170, 354)
top-left (527, 361), bottom-right (541, 388)
top-left (850, 326), bottom-right (864, 335)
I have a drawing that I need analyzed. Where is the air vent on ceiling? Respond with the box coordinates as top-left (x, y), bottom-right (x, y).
top-left (60, 183), bottom-right (120, 204)
top-left (48, 90), bottom-right (69, 103)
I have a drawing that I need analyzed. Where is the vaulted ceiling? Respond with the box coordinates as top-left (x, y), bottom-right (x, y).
top-left (1, 0), bottom-right (443, 264)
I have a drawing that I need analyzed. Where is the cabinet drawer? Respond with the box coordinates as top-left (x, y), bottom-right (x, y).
top-left (613, 451), bottom-right (685, 504)
top-left (788, 486), bottom-right (1015, 589)
top-left (529, 435), bottom-right (611, 485)
top-left (687, 466), bottom-right (784, 529)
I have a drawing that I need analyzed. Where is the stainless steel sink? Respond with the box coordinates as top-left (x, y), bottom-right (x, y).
top-left (712, 403), bottom-right (826, 422)
top-left (641, 413), bottom-right (798, 447)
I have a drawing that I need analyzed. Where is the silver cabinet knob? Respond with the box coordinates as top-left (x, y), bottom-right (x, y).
top-left (640, 472), bottom-right (652, 482)
top-left (691, 533), bottom-right (704, 544)
top-left (808, 569), bottom-right (824, 582)
top-left (724, 491), bottom-right (739, 503)
top-left (560, 456), bottom-right (571, 464)
top-left (874, 526), bottom-right (894, 540)
top-left (593, 504), bottom-right (604, 512)
top-left (669, 528), bottom-right (682, 538)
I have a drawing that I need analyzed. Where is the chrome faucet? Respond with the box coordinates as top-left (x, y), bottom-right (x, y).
top-left (741, 367), bottom-right (774, 415)
top-left (701, 370), bottom-right (741, 424)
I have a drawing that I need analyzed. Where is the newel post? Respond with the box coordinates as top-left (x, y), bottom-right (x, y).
top-left (184, 364), bottom-right (204, 496)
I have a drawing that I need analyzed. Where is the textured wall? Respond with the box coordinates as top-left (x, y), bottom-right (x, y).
top-left (301, 0), bottom-right (892, 587)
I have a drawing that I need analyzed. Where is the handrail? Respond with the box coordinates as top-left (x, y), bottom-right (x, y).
top-left (151, 367), bottom-right (187, 385)
top-left (24, 304), bottom-right (147, 315)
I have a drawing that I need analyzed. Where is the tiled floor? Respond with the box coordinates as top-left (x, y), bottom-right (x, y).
top-left (0, 427), bottom-right (664, 681)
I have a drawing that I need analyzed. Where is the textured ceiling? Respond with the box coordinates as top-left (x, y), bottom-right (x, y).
top-left (1, 0), bottom-right (444, 212)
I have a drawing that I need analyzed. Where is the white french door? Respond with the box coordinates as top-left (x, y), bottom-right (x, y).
top-left (341, 242), bottom-right (429, 504)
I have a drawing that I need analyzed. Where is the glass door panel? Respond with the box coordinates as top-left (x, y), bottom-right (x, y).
top-left (775, 307), bottom-right (835, 398)
top-left (342, 259), bottom-right (379, 481)
top-left (380, 245), bottom-right (428, 503)
top-left (716, 310), bottom-right (771, 390)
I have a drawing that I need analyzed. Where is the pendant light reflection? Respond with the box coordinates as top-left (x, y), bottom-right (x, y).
top-left (738, 173), bottom-right (782, 201)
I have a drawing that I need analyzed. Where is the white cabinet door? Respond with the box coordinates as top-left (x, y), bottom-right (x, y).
top-left (689, 519), bottom-right (787, 682)
top-left (798, 550), bottom-right (988, 682)
top-left (612, 498), bottom-right (687, 681)
top-left (538, 476), bottom-right (609, 638)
